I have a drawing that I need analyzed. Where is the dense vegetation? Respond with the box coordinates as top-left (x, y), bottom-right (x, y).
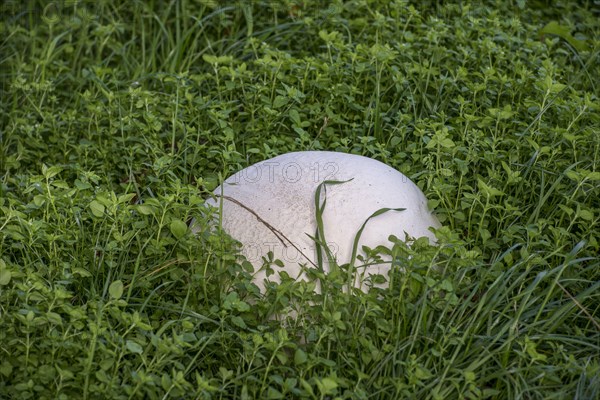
top-left (1, 1), bottom-right (599, 398)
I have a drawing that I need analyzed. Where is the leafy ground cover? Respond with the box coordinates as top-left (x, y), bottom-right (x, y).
top-left (1, 1), bottom-right (599, 398)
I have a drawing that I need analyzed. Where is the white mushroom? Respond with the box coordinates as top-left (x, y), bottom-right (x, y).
top-left (203, 151), bottom-right (441, 291)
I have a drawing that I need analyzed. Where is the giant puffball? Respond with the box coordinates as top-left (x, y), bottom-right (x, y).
top-left (204, 151), bottom-right (441, 291)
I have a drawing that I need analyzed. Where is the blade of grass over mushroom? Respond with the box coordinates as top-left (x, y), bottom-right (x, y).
top-left (348, 207), bottom-right (406, 269)
top-left (312, 179), bottom-right (353, 274)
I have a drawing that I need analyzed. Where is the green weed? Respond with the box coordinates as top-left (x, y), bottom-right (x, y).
top-left (1, 1), bottom-right (599, 398)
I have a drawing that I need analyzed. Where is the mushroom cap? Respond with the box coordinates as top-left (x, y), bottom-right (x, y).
top-left (206, 151), bottom-right (441, 291)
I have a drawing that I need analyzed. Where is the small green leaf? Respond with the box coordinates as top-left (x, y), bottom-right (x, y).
top-left (137, 204), bottom-right (156, 215)
top-left (219, 367), bottom-right (233, 380)
top-left (524, 337), bottom-right (547, 362)
top-left (202, 54), bottom-right (233, 64)
top-left (46, 311), bottom-right (62, 325)
top-left (439, 137), bottom-right (455, 148)
top-left (169, 219), bottom-right (188, 239)
top-left (109, 280), bottom-right (124, 299)
top-left (316, 377), bottom-right (338, 395)
top-left (414, 365), bottom-right (433, 380)
top-left (52, 180), bottom-right (70, 189)
top-left (0, 268), bottom-right (11, 286)
top-left (161, 374), bottom-right (172, 391)
top-left (126, 340), bottom-right (143, 354)
top-left (480, 228), bottom-right (491, 242)
top-left (498, 105), bottom-right (515, 120)
top-left (231, 315), bottom-right (247, 329)
top-left (89, 200), bottom-right (105, 217)
top-left (477, 179), bottom-right (503, 198)
top-left (267, 387), bottom-right (284, 399)
top-left (319, 30), bottom-right (340, 44)
top-left (300, 379), bottom-right (315, 396)
top-left (56, 365), bottom-right (74, 381)
top-left (464, 371), bottom-right (476, 382)
top-left (294, 349), bottom-right (307, 365)
top-left (117, 193), bottom-right (136, 204)
top-left (273, 95), bottom-right (288, 109)
top-left (565, 170), bottom-right (581, 182)
top-left (42, 164), bottom-right (63, 179)
top-left (73, 267), bottom-right (92, 277)
top-left (586, 172), bottom-right (600, 181)
top-left (578, 209), bottom-right (593, 221)
top-left (202, 54), bottom-right (218, 64)
top-left (33, 195), bottom-right (46, 207)
top-left (439, 279), bottom-right (454, 292)
top-left (289, 109), bottom-right (301, 126)
top-left (223, 291), bottom-right (250, 312)
top-left (369, 43), bottom-right (397, 63)
top-left (0, 361), bottom-right (13, 377)
top-left (74, 179), bottom-right (92, 190)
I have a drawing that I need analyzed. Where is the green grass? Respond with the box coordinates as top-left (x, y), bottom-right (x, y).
top-left (1, 0), bottom-right (599, 399)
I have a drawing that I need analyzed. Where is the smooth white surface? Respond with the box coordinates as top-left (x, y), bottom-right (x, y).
top-left (206, 151), bottom-right (441, 291)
